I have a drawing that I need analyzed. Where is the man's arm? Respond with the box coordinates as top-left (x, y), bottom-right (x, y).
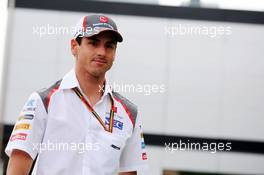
top-left (7, 149), bottom-right (33, 175)
top-left (119, 172), bottom-right (137, 175)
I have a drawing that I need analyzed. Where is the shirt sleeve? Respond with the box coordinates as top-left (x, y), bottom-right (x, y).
top-left (5, 92), bottom-right (47, 160)
top-left (119, 111), bottom-right (149, 172)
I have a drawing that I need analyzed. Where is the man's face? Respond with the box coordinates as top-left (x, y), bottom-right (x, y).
top-left (71, 31), bottom-right (117, 78)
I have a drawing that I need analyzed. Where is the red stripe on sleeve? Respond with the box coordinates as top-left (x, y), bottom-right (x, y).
top-left (114, 97), bottom-right (135, 127)
top-left (47, 85), bottom-right (60, 109)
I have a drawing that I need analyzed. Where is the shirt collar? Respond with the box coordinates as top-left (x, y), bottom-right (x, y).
top-left (59, 69), bottom-right (113, 98)
top-left (59, 69), bottom-right (80, 90)
top-left (102, 80), bottom-right (113, 99)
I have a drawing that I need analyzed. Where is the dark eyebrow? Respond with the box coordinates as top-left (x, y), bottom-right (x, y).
top-left (87, 36), bottom-right (117, 45)
top-left (87, 36), bottom-right (100, 42)
top-left (106, 40), bottom-right (117, 45)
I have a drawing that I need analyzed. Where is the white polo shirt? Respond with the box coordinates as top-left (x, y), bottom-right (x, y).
top-left (5, 69), bottom-right (148, 175)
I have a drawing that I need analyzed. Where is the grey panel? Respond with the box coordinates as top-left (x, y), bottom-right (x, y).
top-left (37, 79), bottom-right (62, 113)
top-left (112, 91), bottom-right (138, 128)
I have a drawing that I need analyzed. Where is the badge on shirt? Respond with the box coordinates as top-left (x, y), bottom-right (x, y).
top-left (142, 152), bottom-right (147, 160)
top-left (141, 142), bottom-right (146, 149)
top-left (111, 144), bottom-right (121, 150)
top-left (105, 116), bottom-right (123, 130)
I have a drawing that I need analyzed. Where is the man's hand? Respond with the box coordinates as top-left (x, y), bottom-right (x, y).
top-left (7, 149), bottom-right (33, 175)
top-left (119, 172), bottom-right (137, 175)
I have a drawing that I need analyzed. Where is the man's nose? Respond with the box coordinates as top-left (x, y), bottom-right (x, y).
top-left (96, 45), bottom-right (106, 56)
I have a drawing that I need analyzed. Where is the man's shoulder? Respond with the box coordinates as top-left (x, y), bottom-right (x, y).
top-left (112, 91), bottom-right (137, 110)
top-left (112, 91), bottom-right (138, 126)
top-left (36, 79), bottom-right (62, 112)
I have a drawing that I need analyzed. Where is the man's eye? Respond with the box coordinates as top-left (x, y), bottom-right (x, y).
top-left (106, 44), bottom-right (115, 49)
top-left (88, 41), bottom-right (97, 46)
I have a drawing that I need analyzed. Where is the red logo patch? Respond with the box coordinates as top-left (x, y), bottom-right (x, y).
top-left (113, 106), bottom-right (117, 113)
top-left (100, 16), bottom-right (108, 23)
top-left (142, 152), bottom-right (147, 160)
top-left (10, 133), bottom-right (27, 141)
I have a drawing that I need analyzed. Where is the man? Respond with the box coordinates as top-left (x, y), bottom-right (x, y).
top-left (5, 14), bottom-right (148, 175)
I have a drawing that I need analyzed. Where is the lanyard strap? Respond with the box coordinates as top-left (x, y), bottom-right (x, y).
top-left (72, 87), bottom-right (115, 133)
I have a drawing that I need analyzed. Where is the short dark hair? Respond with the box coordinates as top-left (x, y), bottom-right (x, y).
top-left (75, 36), bottom-right (82, 45)
top-left (75, 33), bottom-right (118, 46)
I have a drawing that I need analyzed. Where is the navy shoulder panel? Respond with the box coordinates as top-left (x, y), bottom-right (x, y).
top-left (112, 91), bottom-right (138, 127)
top-left (37, 79), bottom-right (62, 113)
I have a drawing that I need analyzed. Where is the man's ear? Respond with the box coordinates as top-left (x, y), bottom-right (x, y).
top-left (71, 39), bottom-right (78, 57)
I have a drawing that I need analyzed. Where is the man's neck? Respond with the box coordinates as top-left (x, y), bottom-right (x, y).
top-left (75, 68), bottom-right (105, 106)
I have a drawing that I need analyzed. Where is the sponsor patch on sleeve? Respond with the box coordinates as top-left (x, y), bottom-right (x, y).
top-left (10, 133), bottom-right (27, 141)
top-left (18, 114), bottom-right (34, 121)
top-left (14, 123), bottom-right (31, 131)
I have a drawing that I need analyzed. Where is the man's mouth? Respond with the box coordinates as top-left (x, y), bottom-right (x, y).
top-left (92, 59), bottom-right (107, 65)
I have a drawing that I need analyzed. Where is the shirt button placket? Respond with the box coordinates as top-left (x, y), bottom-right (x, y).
top-left (83, 110), bottom-right (93, 174)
